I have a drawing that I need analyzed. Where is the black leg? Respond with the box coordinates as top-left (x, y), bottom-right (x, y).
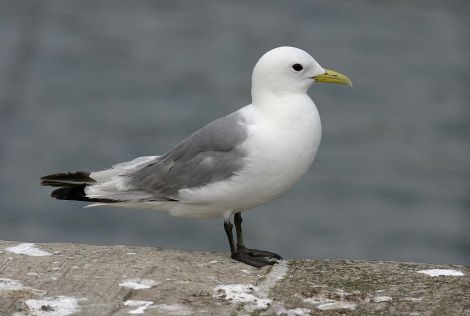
top-left (234, 212), bottom-right (244, 249)
top-left (224, 220), bottom-right (236, 255)
top-left (227, 212), bottom-right (282, 268)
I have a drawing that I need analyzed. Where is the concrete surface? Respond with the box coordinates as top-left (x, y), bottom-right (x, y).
top-left (0, 240), bottom-right (468, 315)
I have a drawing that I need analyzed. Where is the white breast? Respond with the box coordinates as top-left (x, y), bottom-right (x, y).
top-left (238, 99), bottom-right (322, 208)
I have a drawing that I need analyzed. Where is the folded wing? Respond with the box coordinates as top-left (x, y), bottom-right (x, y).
top-left (84, 112), bottom-right (248, 203)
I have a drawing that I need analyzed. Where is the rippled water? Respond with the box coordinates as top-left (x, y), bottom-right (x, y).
top-left (0, 0), bottom-right (468, 264)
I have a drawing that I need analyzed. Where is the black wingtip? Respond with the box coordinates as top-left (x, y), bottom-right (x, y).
top-left (51, 184), bottom-right (87, 200)
top-left (40, 171), bottom-right (95, 181)
top-left (42, 171), bottom-right (118, 203)
top-left (40, 171), bottom-right (96, 186)
top-left (51, 184), bottom-right (118, 203)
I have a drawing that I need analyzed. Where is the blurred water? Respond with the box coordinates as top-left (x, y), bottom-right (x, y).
top-left (0, 0), bottom-right (469, 264)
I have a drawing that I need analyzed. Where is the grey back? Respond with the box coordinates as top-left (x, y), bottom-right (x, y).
top-left (125, 112), bottom-right (248, 200)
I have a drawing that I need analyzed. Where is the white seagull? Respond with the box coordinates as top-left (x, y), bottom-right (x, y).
top-left (41, 47), bottom-right (352, 267)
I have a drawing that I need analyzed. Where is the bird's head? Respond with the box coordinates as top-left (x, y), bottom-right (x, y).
top-left (251, 46), bottom-right (352, 103)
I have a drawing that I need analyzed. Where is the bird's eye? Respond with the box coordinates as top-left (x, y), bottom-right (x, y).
top-left (292, 64), bottom-right (303, 72)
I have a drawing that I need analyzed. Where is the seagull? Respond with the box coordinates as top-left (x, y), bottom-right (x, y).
top-left (41, 47), bottom-right (352, 267)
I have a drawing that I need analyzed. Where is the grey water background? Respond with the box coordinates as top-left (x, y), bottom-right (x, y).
top-left (0, 0), bottom-right (469, 265)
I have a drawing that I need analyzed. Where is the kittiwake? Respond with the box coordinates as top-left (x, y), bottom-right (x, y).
top-left (41, 46), bottom-right (352, 267)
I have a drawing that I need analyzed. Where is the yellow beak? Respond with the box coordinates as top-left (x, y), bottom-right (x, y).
top-left (313, 68), bottom-right (353, 87)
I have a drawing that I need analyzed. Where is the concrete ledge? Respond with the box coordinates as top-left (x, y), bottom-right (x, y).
top-left (0, 240), bottom-right (468, 315)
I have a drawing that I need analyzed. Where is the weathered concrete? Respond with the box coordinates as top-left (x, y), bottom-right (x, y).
top-left (0, 241), bottom-right (468, 315)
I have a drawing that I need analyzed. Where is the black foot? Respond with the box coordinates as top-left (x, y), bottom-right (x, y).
top-left (241, 247), bottom-right (283, 260)
top-left (231, 247), bottom-right (282, 268)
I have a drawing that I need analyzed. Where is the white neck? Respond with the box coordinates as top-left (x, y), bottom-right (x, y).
top-left (250, 91), bottom-right (316, 127)
top-left (251, 80), bottom-right (310, 105)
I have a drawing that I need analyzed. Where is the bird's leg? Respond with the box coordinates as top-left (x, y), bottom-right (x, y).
top-left (234, 212), bottom-right (282, 259)
top-left (229, 212), bottom-right (282, 268)
top-left (224, 220), bottom-right (236, 255)
top-left (234, 212), bottom-right (245, 249)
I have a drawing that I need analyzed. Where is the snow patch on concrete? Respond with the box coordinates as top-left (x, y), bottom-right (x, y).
top-left (124, 301), bottom-right (192, 315)
top-left (0, 278), bottom-right (26, 291)
top-left (316, 301), bottom-right (357, 311)
top-left (213, 284), bottom-right (272, 310)
top-left (153, 304), bottom-right (193, 315)
top-left (303, 297), bottom-right (335, 305)
top-left (404, 297), bottom-right (422, 302)
top-left (303, 297), bottom-right (356, 311)
top-left (0, 278), bottom-right (46, 295)
top-left (273, 304), bottom-right (311, 316)
top-left (373, 296), bottom-right (392, 303)
top-left (5, 243), bottom-right (51, 256)
top-left (124, 300), bottom-right (154, 314)
top-left (25, 296), bottom-right (81, 316)
top-left (417, 269), bottom-right (464, 277)
top-left (213, 261), bottom-right (288, 313)
top-left (119, 278), bottom-right (160, 290)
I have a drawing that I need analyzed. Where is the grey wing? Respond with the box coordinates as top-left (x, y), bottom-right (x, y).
top-left (124, 112), bottom-right (248, 200)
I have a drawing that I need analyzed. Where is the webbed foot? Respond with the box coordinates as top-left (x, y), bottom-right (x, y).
top-left (231, 247), bottom-right (282, 268)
